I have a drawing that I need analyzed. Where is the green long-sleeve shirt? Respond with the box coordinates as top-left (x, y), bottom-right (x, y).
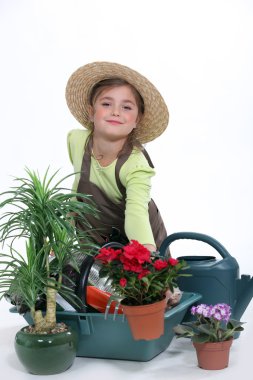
top-left (67, 129), bottom-right (156, 246)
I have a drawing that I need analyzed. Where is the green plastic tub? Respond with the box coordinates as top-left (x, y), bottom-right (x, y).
top-left (19, 291), bottom-right (201, 362)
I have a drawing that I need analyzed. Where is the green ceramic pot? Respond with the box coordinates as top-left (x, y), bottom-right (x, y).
top-left (15, 326), bottom-right (78, 375)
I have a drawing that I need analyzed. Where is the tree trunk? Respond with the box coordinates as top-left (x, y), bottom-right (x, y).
top-left (45, 278), bottom-right (57, 328)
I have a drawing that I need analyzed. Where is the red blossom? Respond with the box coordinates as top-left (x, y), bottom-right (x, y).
top-left (121, 258), bottom-right (143, 273)
top-left (96, 247), bottom-right (122, 263)
top-left (138, 269), bottom-right (151, 279)
top-left (153, 259), bottom-right (168, 270)
top-left (122, 240), bottom-right (151, 264)
top-left (168, 257), bottom-right (179, 266)
top-left (119, 278), bottom-right (127, 287)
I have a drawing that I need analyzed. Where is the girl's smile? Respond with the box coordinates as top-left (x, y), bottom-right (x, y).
top-left (106, 120), bottom-right (123, 125)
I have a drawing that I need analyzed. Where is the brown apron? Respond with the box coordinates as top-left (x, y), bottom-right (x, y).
top-left (76, 137), bottom-right (167, 249)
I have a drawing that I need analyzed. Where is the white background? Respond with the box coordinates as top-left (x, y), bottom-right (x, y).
top-left (0, 0), bottom-right (252, 267)
top-left (0, 1), bottom-right (252, 378)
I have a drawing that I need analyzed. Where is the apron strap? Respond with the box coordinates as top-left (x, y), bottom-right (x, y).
top-left (115, 147), bottom-right (155, 197)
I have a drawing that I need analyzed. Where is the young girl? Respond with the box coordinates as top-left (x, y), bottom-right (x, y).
top-left (65, 61), bottom-right (169, 253)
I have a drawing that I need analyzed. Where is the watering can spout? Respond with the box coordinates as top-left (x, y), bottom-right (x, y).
top-left (233, 275), bottom-right (253, 320)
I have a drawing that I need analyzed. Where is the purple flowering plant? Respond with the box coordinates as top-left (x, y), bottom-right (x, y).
top-left (173, 303), bottom-right (245, 343)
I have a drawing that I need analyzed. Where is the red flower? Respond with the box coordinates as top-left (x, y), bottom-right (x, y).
top-left (119, 278), bottom-right (127, 287)
top-left (116, 240), bottom-right (152, 273)
top-left (96, 247), bottom-right (122, 263)
top-left (153, 259), bottom-right (168, 270)
top-left (138, 269), bottom-right (151, 279)
top-left (168, 257), bottom-right (179, 266)
top-left (122, 240), bottom-right (151, 264)
top-left (121, 258), bottom-right (143, 273)
top-left (94, 239), bottom-right (187, 306)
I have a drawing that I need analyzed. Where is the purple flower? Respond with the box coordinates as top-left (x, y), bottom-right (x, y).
top-left (191, 303), bottom-right (232, 322)
top-left (191, 303), bottom-right (211, 317)
top-left (176, 302), bottom-right (244, 342)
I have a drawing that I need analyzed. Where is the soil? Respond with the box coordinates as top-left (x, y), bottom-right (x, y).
top-left (23, 322), bottom-right (69, 335)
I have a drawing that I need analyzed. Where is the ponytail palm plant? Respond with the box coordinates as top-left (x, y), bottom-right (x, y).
top-left (0, 168), bottom-right (98, 333)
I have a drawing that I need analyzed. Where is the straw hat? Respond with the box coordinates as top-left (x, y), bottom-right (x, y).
top-left (65, 61), bottom-right (169, 143)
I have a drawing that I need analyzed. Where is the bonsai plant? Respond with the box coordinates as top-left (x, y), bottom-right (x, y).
top-left (95, 240), bottom-right (189, 340)
top-left (173, 303), bottom-right (245, 370)
top-left (0, 167), bottom-right (98, 374)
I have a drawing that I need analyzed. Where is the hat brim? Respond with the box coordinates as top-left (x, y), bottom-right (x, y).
top-left (65, 61), bottom-right (169, 144)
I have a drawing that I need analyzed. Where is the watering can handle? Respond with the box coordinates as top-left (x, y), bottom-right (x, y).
top-left (159, 232), bottom-right (232, 259)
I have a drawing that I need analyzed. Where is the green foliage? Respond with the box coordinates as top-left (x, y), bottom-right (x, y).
top-left (0, 167), bottom-right (99, 332)
top-left (0, 238), bottom-right (46, 310)
top-left (0, 168), bottom-right (96, 248)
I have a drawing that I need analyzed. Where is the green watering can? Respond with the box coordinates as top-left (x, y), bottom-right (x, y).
top-left (159, 232), bottom-right (253, 321)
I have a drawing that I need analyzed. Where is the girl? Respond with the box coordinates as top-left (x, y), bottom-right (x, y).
top-left (66, 61), bottom-right (169, 252)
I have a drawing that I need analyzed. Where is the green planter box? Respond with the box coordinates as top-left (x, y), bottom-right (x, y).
top-left (18, 291), bottom-right (201, 362)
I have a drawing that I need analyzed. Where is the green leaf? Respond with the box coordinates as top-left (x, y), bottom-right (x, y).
top-left (227, 319), bottom-right (245, 330)
top-left (173, 324), bottom-right (194, 336)
top-left (140, 277), bottom-right (150, 286)
top-left (192, 334), bottom-right (210, 343)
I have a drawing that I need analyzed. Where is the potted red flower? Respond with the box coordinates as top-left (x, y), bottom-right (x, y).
top-left (95, 240), bottom-right (188, 340)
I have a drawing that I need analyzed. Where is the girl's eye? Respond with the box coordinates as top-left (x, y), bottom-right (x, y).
top-left (122, 105), bottom-right (132, 111)
top-left (101, 102), bottom-right (111, 107)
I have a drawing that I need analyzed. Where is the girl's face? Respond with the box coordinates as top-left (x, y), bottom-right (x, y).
top-left (89, 85), bottom-right (140, 141)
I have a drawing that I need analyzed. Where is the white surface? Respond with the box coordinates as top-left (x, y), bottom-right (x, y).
top-left (0, 297), bottom-right (252, 379)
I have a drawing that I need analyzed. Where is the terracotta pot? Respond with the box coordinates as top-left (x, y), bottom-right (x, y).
top-left (193, 339), bottom-right (233, 370)
top-left (121, 298), bottom-right (167, 341)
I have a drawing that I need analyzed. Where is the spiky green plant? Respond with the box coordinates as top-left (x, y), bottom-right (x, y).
top-left (0, 168), bottom-right (99, 333)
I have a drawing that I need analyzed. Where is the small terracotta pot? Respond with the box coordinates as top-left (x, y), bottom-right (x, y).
top-left (121, 298), bottom-right (167, 341)
top-left (193, 339), bottom-right (233, 370)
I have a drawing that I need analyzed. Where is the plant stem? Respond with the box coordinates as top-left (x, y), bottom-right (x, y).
top-left (45, 278), bottom-right (57, 328)
top-left (33, 310), bottom-right (47, 332)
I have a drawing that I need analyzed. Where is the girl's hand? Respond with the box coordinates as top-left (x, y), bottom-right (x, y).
top-left (143, 244), bottom-right (156, 252)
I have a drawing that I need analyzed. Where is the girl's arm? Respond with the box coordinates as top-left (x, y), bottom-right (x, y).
top-left (121, 160), bottom-right (156, 248)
